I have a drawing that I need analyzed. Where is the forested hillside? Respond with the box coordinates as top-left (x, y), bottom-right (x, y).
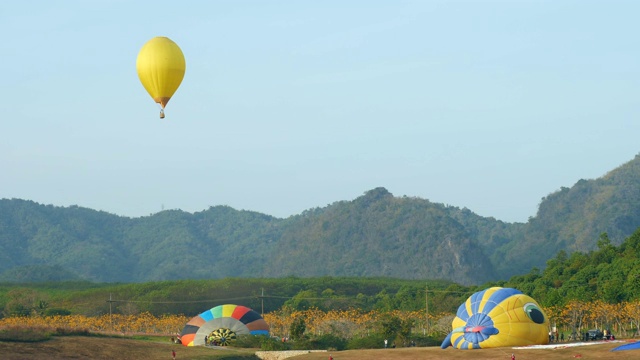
top-left (498, 154), bottom-right (640, 277)
top-left (4, 227), bottom-right (640, 318)
top-left (264, 187), bottom-right (498, 283)
top-left (1, 154), bottom-right (640, 284)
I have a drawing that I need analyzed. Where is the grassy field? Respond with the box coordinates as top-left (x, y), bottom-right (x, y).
top-left (1, 337), bottom-right (640, 360)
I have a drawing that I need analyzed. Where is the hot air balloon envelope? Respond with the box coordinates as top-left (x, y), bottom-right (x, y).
top-left (441, 287), bottom-right (549, 349)
top-left (179, 304), bottom-right (269, 347)
top-left (612, 341), bottom-right (640, 351)
top-left (136, 36), bottom-right (186, 117)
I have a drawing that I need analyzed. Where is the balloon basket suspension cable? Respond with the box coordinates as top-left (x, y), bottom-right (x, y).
top-left (160, 108), bottom-right (165, 119)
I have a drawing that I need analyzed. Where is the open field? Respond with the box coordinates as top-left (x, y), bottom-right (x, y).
top-left (2, 337), bottom-right (640, 360)
top-left (0, 336), bottom-right (256, 360)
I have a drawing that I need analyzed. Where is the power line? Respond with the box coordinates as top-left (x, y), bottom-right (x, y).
top-left (103, 287), bottom-right (475, 308)
top-left (106, 296), bottom-right (256, 304)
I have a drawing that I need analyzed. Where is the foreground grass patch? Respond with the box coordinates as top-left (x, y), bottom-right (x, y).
top-left (0, 325), bottom-right (92, 342)
top-left (0, 326), bottom-right (52, 342)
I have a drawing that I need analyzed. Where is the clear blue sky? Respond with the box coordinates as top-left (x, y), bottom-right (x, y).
top-left (2, 0), bottom-right (639, 223)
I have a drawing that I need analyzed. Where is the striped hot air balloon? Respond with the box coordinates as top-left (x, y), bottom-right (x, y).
top-left (179, 304), bottom-right (269, 346)
top-left (441, 287), bottom-right (549, 350)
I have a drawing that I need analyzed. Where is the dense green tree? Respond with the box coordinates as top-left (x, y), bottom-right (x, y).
top-left (290, 317), bottom-right (306, 340)
top-left (285, 290), bottom-right (318, 310)
top-left (597, 265), bottom-right (625, 303)
top-left (380, 315), bottom-right (402, 343)
top-left (398, 318), bottom-right (414, 345)
top-left (373, 290), bottom-right (395, 312)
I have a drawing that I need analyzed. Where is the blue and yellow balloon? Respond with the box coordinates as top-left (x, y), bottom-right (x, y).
top-left (136, 37), bottom-right (186, 119)
top-left (441, 287), bottom-right (549, 350)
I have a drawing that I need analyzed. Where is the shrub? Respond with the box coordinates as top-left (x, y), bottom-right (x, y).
top-left (54, 327), bottom-right (91, 336)
top-left (259, 336), bottom-right (290, 351)
top-left (408, 333), bottom-right (442, 347)
top-left (290, 333), bottom-right (347, 351)
top-left (346, 333), bottom-right (386, 349)
top-left (44, 308), bottom-right (72, 316)
top-left (234, 334), bottom-right (268, 348)
top-left (289, 317), bottom-right (306, 340)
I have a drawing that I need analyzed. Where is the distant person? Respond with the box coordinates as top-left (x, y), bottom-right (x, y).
top-left (172, 349), bottom-right (176, 360)
top-left (384, 339), bottom-right (388, 348)
top-left (511, 353), bottom-right (515, 360)
top-left (560, 333), bottom-right (564, 342)
top-left (329, 354), bottom-right (333, 360)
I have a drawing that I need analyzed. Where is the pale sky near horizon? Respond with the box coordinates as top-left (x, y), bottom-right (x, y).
top-left (2, 0), bottom-right (639, 223)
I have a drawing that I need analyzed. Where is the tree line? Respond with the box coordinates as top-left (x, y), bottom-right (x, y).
top-left (2, 226), bottom-right (640, 319)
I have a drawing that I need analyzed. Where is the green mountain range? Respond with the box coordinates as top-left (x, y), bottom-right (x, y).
top-left (2, 154), bottom-right (640, 285)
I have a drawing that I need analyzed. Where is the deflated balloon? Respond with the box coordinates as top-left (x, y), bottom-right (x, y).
top-left (179, 304), bottom-right (269, 346)
top-left (136, 37), bottom-right (186, 118)
top-left (441, 287), bottom-right (549, 349)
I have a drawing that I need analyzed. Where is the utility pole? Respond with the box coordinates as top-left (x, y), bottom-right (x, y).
top-left (259, 288), bottom-right (265, 316)
top-left (425, 286), bottom-right (430, 336)
top-left (107, 293), bottom-right (115, 332)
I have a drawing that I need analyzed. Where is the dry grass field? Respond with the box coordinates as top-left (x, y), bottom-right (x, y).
top-left (0, 336), bottom-right (255, 360)
top-left (1, 337), bottom-right (640, 360)
top-left (297, 342), bottom-right (638, 360)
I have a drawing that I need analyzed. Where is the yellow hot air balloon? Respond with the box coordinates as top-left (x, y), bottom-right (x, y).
top-left (136, 37), bottom-right (186, 119)
top-left (441, 287), bottom-right (549, 350)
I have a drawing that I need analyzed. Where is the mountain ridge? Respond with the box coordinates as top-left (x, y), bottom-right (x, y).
top-left (2, 153), bottom-right (640, 285)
